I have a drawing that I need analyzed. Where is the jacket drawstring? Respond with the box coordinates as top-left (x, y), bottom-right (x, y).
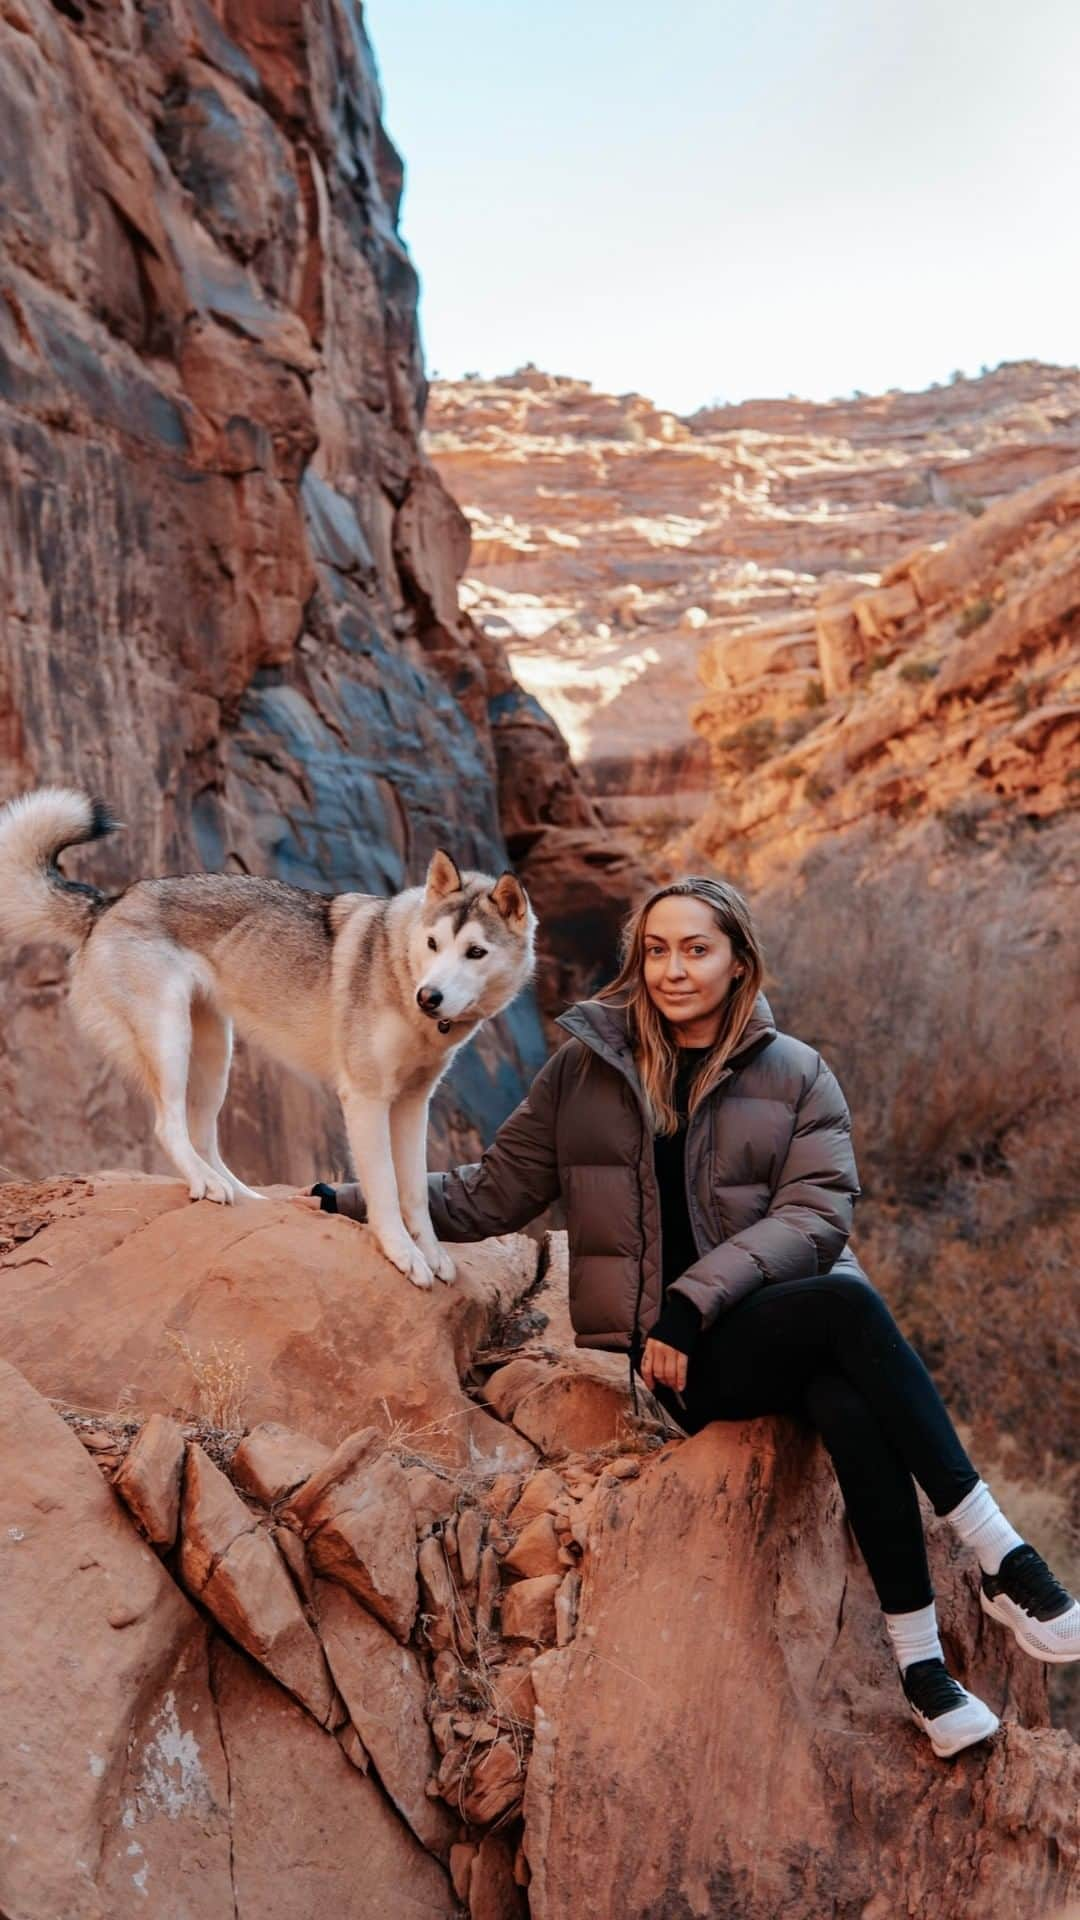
top-left (628, 1326), bottom-right (642, 1415)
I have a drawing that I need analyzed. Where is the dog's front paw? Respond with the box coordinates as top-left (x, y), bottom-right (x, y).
top-left (405, 1247), bottom-right (436, 1290)
top-left (217, 1169), bottom-right (265, 1202)
top-left (188, 1171), bottom-right (234, 1205)
top-left (376, 1231), bottom-right (435, 1291)
top-left (403, 1216), bottom-right (455, 1285)
top-left (432, 1246), bottom-right (456, 1285)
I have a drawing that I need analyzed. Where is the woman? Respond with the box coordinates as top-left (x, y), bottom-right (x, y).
top-left (303, 875), bottom-right (1080, 1760)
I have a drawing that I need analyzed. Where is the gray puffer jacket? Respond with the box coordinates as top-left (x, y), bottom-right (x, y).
top-left (334, 991), bottom-right (867, 1364)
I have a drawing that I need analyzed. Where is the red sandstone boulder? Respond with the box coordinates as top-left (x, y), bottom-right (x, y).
top-left (507, 1467), bottom-right (568, 1529)
top-left (178, 1442), bottom-right (257, 1588)
top-left (179, 1445), bottom-right (335, 1726)
top-left (417, 1533), bottom-right (463, 1653)
top-left (456, 1503), bottom-right (486, 1585)
top-left (316, 1578), bottom-right (456, 1859)
top-left (468, 1829), bottom-right (527, 1919)
top-left (0, 1175), bottom-right (540, 1464)
top-left (284, 1427), bottom-right (419, 1641)
top-left (522, 1420), bottom-right (1079, 1920)
top-left (502, 1512), bottom-right (563, 1580)
top-left (112, 1412), bottom-right (186, 1547)
top-left (460, 1740), bottom-right (525, 1826)
top-left (480, 1357), bottom-right (553, 1420)
top-left (509, 1371), bottom-right (630, 1457)
top-left (500, 1575), bottom-right (562, 1647)
top-left (0, 1359), bottom-right (234, 1919)
top-left (211, 1639), bottom-right (457, 1917)
top-left (232, 1422), bottom-right (331, 1505)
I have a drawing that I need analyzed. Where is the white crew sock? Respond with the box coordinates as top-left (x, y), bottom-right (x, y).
top-left (943, 1479), bottom-right (1024, 1576)
top-left (883, 1600), bottom-right (943, 1674)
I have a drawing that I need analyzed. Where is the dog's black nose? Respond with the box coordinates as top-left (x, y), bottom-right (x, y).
top-left (417, 986), bottom-right (443, 1011)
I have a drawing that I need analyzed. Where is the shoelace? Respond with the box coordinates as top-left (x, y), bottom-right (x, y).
top-left (993, 1545), bottom-right (1073, 1620)
top-left (902, 1659), bottom-right (968, 1718)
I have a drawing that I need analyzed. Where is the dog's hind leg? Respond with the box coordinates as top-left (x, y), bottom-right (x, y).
top-left (187, 1001), bottom-right (263, 1202)
top-left (391, 1091), bottom-right (455, 1284)
top-left (146, 982), bottom-right (233, 1204)
top-left (339, 1087), bottom-right (434, 1289)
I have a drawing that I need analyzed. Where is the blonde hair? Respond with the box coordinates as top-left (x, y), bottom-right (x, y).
top-left (597, 875), bottom-right (765, 1134)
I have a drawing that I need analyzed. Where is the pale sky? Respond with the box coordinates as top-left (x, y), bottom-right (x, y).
top-left (364, 0), bottom-right (1080, 413)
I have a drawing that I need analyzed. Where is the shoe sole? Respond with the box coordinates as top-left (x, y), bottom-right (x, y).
top-left (980, 1588), bottom-right (1080, 1664)
top-left (909, 1701), bottom-right (999, 1759)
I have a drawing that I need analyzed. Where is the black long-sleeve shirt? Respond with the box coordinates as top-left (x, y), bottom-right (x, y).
top-left (647, 1046), bottom-right (711, 1355)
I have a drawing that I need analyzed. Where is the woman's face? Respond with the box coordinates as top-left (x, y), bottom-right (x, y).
top-left (642, 896), bottom-right (742, 1036)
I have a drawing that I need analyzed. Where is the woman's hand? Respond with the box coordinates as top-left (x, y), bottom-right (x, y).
top-left (641, 1336), bottom-right (688, 1395)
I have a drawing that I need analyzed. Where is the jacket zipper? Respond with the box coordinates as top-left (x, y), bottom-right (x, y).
top-left (628, 1109), bottom-right (651, 1411)
top-left (681, 1068), bottom-right (733, 1270)
top-left (631, 1062), bottom-right (734, 1409)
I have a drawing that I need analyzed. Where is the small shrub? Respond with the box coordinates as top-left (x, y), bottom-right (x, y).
top-left (804, 772), bottom-right (835, 804)
top-left (866, 651), bottom-right (892, 676)
top-left (803, 678), bottom-right (827, 709)
top-left (779, 762), bottom-right (804, 780)
top-left (780, 710), bottom-right (821, 748)
top-left (957, 597), bottom-right (993, 635)
top-left (938, 802), bottom-right (988, 848)
top-left (898, 658), bottom-right (941, 684)
top-left (718, 716), bottom-right (778, 770)
top-left (1011, 679), bottom-right (1035, 715)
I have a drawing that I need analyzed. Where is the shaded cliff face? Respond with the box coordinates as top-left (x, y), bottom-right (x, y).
top-left (0, 1), bottom-right (638, 1184)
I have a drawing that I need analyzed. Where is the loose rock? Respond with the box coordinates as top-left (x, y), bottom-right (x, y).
top-left (499, 1574), bottom-right (561, 1647)
top-left (232, 1422), bottom-right (331, 1506)
top-left (316, 1579), bottom-right (455, 1858)
top-left (112, 1412), bottom-right (186, 1547)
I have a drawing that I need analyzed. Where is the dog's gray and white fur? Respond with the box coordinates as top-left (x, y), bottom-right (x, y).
top-left (0, 788), bottom-right (537, 1289)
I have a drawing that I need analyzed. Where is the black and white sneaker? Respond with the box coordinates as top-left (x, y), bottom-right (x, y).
top-left (980, 1543), bottom-right (1080, 1664)
top-left (901, 1658), bottom-right (999, 1759)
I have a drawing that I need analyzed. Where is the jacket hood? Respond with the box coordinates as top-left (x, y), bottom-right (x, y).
top-left (555, 990), bottom-right (778, 1079)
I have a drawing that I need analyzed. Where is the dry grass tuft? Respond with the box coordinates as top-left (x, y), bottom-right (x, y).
top-left (164, 1330), bottom-right (250, 1431)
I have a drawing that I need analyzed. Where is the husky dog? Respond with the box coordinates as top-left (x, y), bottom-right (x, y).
top-left (0, 788), bottom-right (537, 1289)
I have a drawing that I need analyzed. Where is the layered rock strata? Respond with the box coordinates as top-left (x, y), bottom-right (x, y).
top-left (426, 360), bottom-right (1080, 849)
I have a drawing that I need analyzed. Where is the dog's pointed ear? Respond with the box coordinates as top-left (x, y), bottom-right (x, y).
top-left (490, 870), bottom-right (530, 925)
top-left (425, 848), bottom-right (463, 899)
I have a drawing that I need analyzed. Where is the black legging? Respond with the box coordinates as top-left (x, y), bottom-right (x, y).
top-left (645, 1272), bottom-right (980, 1615)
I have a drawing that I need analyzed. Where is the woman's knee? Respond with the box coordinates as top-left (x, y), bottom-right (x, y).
top-left (822, 1274), bottom-right (896, 1330)
top-left (803, 1371), bottom-right (879, 1447)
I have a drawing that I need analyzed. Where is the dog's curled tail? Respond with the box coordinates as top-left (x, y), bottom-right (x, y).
top-left (0, 787), bottom-right (118, 950)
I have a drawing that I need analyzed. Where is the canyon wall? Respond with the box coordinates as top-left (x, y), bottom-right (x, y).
top-left (0, 0), bottom-right (639, 1189)
top-left (427, 360), bottom-right (1079, 842)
